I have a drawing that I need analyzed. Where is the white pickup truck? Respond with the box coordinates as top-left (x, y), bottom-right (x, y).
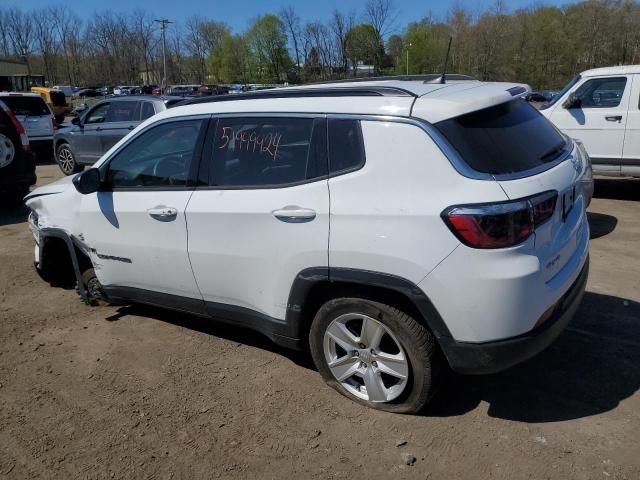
top-left (540, 65), bottom-right (640, 177)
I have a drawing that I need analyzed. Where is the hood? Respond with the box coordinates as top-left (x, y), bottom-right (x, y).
top-left (25, 174), bottom-right (75, 202)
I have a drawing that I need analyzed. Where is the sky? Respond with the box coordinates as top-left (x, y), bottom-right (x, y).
top-left (5, 0), bottom-right (579, 34)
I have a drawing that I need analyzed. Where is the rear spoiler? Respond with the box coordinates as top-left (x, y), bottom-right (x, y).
top-left (507, 84), bottom-right (531, 98)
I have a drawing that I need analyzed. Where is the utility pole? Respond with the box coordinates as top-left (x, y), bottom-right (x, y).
top-left (154, 19), bottom-right (172, 94)
top-left (406, 43), bottom-right (412, 76)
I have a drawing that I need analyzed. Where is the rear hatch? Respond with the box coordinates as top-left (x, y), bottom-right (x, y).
top-left (2, 96), bottom-right (53, 139)
top-left (434, 98), bottom-right (587, 282)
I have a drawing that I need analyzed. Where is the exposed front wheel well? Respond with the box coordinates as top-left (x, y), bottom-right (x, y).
top-left (38, 236), bottom-right (75, 287)
top-left (38, 235), bottom-right (94, 289)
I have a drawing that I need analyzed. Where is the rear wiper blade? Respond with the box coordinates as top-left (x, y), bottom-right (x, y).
top-left (539, 142), bottom-right (566, 162)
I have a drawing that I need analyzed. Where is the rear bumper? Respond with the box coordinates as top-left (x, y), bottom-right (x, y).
top-left (440, 257), bottom-right (589, 374)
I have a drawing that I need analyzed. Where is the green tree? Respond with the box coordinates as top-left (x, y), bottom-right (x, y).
top-left (245, 14), bottom-right (292, 83)
top-left (345, 24), bottom-right (381, 76)
top-left (209, 33), bottom-right (249, 83)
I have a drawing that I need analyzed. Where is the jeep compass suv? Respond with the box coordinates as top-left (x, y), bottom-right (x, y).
top-left (25, 79), bottom-right (591, 413)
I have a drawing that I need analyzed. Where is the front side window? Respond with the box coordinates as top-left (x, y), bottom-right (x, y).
top-left (85, 103), bottom-right (110, 124)
top-left (209, 117), bottom-right (327, 187)
top-left (574, 77), bottom-right (627, 108)
top-left (105, 119), bottom-right (203, 188)
top-left (106, 101), bottom-right (139, 122)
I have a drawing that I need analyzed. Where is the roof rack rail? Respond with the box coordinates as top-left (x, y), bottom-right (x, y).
top-left (174, 85), bottom-right (416, 106)
top-left (310, 74), bottom-right (478, 85)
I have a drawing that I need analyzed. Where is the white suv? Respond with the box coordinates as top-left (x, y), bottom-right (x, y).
top-left (25, 79), bottom-right (591, 413)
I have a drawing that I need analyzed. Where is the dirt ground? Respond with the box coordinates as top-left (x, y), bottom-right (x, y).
top-left (1, 165), bottom-right (639, 480)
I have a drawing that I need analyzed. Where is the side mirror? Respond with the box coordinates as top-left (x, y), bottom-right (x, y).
top-left (563, 93), bottom-right (581, 109)
top-left (71, 116), bottom-right (81, 126)
top-left (72, 168), bottom-right (101, 195)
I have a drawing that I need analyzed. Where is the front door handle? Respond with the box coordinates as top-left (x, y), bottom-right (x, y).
top-left (96, 126), bottom-right (103, 131)
top-left (147, 206), bottom-right (178, 221)
top-left (605, 115), bottom-right (623, 122)
top-left (272, 206), bottom-right (316, 223)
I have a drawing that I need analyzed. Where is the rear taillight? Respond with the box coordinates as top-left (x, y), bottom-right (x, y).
top-left (51, 115), bottom-right (57, 130)
top-left (0, 101), bottom-right (30, 151)
top-left (442, 191), bottom-right (557, 249)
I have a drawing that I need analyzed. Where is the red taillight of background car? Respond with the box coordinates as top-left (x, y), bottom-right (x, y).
top-left (51, 114), bottom-right (58, 130)
top-left (0, 100), bottom-right (30, 151)
top-left (442, 191), bottom-right (558, 249)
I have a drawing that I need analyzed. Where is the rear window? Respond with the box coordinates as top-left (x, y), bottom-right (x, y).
top-left (2, 96), bottom-right (49, 116)
top-left (434, 99), bottom-right (567, 175)
top-left (50, 91), bottom-right (66, 106)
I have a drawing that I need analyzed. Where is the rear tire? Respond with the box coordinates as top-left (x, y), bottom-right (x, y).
top-left (309, 297), bottom-right (440, 414)
top-left (56, 143), bottom-right (83, 175)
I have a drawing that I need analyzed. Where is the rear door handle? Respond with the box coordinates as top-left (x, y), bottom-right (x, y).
top-left (272, 207), bottom-right (316, 223)
top-left (147, 206), bottom-right (178, 221)
top-left (96, 127), bottom-right (102, 131)
top-left (128, 125), bottom-right (135, 130)
top-left (605, 115), bottom-right (623, 121)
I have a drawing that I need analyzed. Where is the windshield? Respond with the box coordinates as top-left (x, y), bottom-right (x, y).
top-left (540, 74), bottom-right (581, 110)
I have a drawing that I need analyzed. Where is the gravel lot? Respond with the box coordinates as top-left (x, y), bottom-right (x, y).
top-left (1, 165), bottom-right (639, 479)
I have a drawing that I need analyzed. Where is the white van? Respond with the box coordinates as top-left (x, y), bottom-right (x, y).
top-left (540, 65), bottom-right (640, 177)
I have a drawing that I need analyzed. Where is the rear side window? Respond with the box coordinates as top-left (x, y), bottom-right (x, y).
top-left (106, 101), bottom-right (138, 122)
top-left (2, 96), bottom-right (49, 116)
top-left (209, 117), bottom-right (327, 187)
top-left (328, 119), bottom-right (365, 174)
top-left (434, 99), bottom-right (567, 175)
top-left (140, 102), bottom-right (156, 120)
top-left (574, 77), bottom-right (627, 108)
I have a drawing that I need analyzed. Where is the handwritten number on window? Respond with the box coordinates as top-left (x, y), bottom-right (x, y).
top-left (218, 126), bottom-right (282, 161)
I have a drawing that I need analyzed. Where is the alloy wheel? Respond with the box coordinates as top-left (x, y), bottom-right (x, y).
top-left (58, 146), bottom-right (75, 174)
top-left (323, 313), bottom-right (409, 403)
top-left (0, 134), bottom-right (15, 168)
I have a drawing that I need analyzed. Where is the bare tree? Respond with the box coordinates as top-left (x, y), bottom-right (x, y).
top-left (5, 8), bottom-right (34, 59)
top-left (364, 0), bottom-right (397, 39)
top-left (280, 6), bottom-right (302, 76)
top-left (51, 6), bottom-right (82, 85)
top-left (364, 0), bottom-right (397, 74)
top-left (330, 10), bottom-right (356, 76)
top-left (0, 11), bottom-right (12, 57)
top-left (33, 9), bottom-right (59, 83)
top-left (130, 11), bottom-right (158, 84)
top-left (184, 16), bottom-right (208, 83)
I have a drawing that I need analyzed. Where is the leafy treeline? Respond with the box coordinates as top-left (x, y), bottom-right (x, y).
top-left (1, 0), bottom-right (639, 89)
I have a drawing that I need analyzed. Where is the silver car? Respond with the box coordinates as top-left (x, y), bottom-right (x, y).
top-left (0, 93), bottom-right (54, 160)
